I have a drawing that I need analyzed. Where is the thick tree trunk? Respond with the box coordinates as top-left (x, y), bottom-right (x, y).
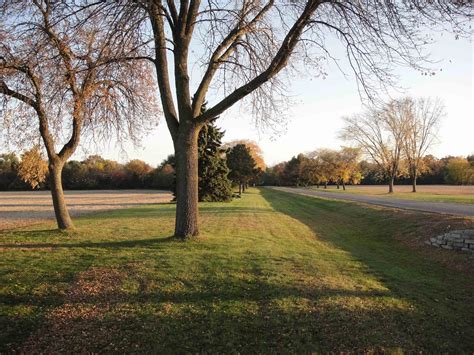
top-left (324, 182), bottom-right (327, 189)
top-left (336, 183), bottom-right (340, 189)
top-left (388, 176), bottom-right (395, 193)
top-left (174, 127), bottom-right (200, 238)
top-left (49, 163), bottom-right (74, 230)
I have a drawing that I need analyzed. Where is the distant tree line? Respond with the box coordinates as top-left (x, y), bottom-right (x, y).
top-left (3, 150), bottom-right (472, 193)
top-left (0, 131), bottom-right (265, 197)
top-left (263, 153), bottom-right (474, 187)
top-left (0, 152), bottom-right (157, 191)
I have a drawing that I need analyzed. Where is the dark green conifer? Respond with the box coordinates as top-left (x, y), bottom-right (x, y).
top-left (197, 110), bottom-right (233, 202)
top-left (227, 144), bottom-right (257, 196)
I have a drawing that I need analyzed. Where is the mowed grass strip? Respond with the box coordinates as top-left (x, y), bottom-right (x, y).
top-left (0, 188), bottom-right (473, 352)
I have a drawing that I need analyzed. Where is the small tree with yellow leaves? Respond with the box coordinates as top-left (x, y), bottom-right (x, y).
top-left (18, 146), bottom-right (48, 189)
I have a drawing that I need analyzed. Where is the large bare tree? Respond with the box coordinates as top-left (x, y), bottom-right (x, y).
top-left (0, 1), bottom-right (158, 229)
top-left (340, 104), bottom-right (409, 193)
top-left (46, 0), bottom-right (470, 237)
top-left (399, 97), bottom-right (443, 192)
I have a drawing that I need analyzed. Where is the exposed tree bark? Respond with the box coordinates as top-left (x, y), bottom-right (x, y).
top-left (49, 162), bottom-right (74, 229)
top-left (412, 173), bottom-right (417, 193)
top-left (342, 181), bottom-right (346, 191)
top-left (389, 175), bottom-right (395, 193)
top-left (39, 105), bottom-right (82, 229)
top-left (174, 125), bottom-right (201, 237)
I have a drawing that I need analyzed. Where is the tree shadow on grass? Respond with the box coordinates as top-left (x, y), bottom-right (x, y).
top-left (259, 187), bottom-right (474, 351)
top-left (200, 206), bottom-right (274, 214)
top-left (0, 235), bottom-right (176, 250)
top-left (0, 229), bottom-right (65, 238)
top-left (2, 254), bottom-right (472, 352)
top-left (82, 205), bottom-right (176, 219)
top-left (75, 204), bottom-right (271, 220)
top-left (3, 263), bottom-right (419, 353)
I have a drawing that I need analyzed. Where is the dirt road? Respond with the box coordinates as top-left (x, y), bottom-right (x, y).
top-left (270, 187), bottom-right (474, 217)
top-left (0, 190), bottom-right (173, 230)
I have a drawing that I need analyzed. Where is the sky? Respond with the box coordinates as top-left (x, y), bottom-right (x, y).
top-left (92, 32), bottom-right (473, 168)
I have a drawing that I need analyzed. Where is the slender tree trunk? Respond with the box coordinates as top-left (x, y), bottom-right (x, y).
top-left (324, 182), bottom-right (327, 189)
top-left (239, 183), bottom-right (242, 196)
top-left (49, 162), bottom-right (74, 230)
top-left (174, 126), bottom-right (200, 238)
top-left (336, 182), bottom-right (340, 189)
top-left (388, 175), bottom-right (395, 193)
top-left (412, 175), bottom-right (417, 193)
top-left (342, 181), bottom-right (346, 191)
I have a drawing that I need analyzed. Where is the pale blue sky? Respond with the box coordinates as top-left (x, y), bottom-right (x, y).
top-left (93, 32), bottom-right (473, 168)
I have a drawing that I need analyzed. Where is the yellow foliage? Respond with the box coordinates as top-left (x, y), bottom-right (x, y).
top-left (18, 146), bottom-right (48, 189)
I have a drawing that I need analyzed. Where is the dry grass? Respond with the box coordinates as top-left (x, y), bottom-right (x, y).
top-left (312, 184), bottom-right (474, 204)
top-left (334, 185), bottom-right (474, 195)
top-left (0, 190), bottom-right (172, 230)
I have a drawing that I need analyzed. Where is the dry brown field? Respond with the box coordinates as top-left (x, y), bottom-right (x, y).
top-left (334, 184), bottom-right (474, 195)
top-left (0, 190), bottom-right (172, 230)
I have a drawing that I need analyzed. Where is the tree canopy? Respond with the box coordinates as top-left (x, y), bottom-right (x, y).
top-left (227, 144), bottom-right (258, 195)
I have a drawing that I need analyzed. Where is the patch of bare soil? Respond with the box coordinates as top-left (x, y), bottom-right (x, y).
top-left (17, 266), bottom-right (141, 353)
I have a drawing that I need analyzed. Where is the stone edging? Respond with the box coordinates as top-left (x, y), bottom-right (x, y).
top-left (425, 229), bottom-right (474, 253)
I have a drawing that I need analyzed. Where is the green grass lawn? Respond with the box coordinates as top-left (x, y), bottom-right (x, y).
top-left (310, 186), bottom-right (474, 204)
top-left (1, 188), bottom-right (473, 352)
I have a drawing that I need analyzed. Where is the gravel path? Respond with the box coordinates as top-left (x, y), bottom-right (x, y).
top-left (270, 187), bottom-right (474, 217)
top-left (0, 190), bottom-right (173, 230)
